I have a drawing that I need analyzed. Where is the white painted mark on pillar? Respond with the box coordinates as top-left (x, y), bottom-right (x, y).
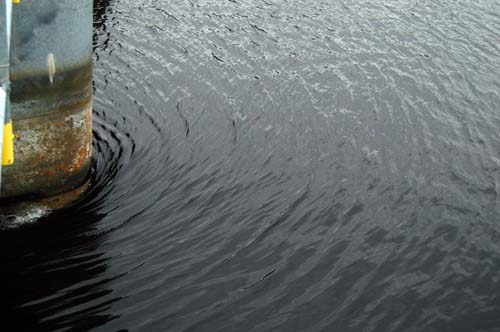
top-left (47, 53), bottom-right (56, 84)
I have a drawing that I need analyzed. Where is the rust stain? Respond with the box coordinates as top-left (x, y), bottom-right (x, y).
top-left (32, 154), bottom-right (46, 163)
top-left (2, 99), bottom-right (92, 199)
top-left (57, 164), bottom-right (70, 174)
top-left (72, 146), bottom-right (87, 170)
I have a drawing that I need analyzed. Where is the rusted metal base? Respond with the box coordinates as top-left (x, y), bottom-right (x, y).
top-left (0, 88), bottom-right (92, 199)
top-left (0, 177), bottom-right (90, 216)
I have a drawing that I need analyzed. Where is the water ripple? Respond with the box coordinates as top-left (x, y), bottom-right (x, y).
top-left (2, 0), bottom-right (500, 331)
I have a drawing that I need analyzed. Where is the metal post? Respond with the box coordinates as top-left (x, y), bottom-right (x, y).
top-left (0, 0), bottom-right (14, 192)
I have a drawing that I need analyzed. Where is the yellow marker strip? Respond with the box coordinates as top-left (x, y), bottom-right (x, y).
top-left (2, 121), bottom-right (14, 165)
top-left (5, 0), bottom-right (18, 164)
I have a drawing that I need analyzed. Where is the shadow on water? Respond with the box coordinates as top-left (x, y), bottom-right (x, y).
top-left (93, 0), bottom-right (113, 31)
top-left (0, 201), bottom-right (121, 331)
top-left (93, 0), bottom-right (115, 54)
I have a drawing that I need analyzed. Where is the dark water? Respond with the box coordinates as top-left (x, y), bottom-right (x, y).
top-left (2, 0), bottom-right (500, 331)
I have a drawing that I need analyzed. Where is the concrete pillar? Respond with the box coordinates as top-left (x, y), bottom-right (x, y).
top-left (1, 0), bottom-right (93, 199)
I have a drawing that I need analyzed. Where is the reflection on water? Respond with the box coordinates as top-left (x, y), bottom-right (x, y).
top-left (3, 0), bottom-right (500, 331)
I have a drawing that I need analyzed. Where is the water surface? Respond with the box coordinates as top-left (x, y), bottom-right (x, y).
top-left (2, 0), bottom-right (500, 331)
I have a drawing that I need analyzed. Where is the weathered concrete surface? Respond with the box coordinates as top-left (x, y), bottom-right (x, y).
top-left (0, 0), bottom-right (94, 201)
top-left (0, 178), bottom-right (90, 216)
top-left (1, 89), bottom-right (92, 199)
